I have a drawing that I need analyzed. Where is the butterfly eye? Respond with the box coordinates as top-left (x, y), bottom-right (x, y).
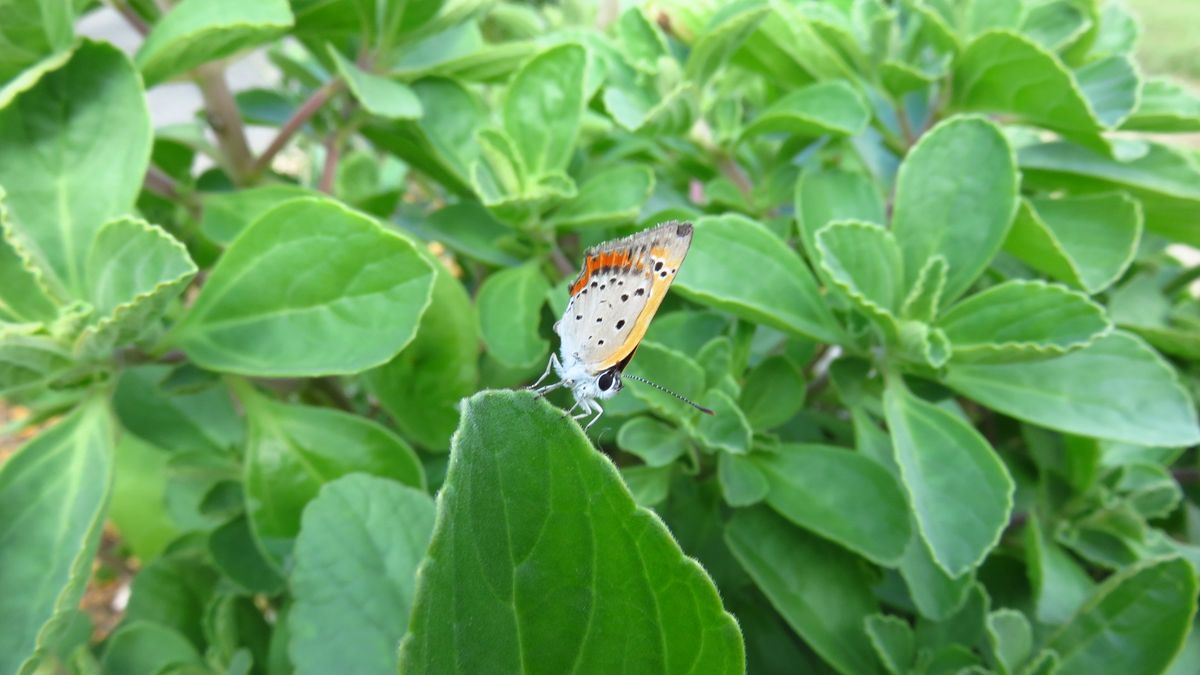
top-left (597, 370), bottom-right (616, 391)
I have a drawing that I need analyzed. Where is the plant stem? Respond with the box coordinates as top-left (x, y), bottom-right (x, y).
top-left (318, 131), bottom-right (341, 194)
top-left (110, 1), bottom-right (150, 35)
top-left (143, 165), bottom-right (181, 200)
top-left (716, 155), bottom-right (754, 205)
top-left (251, 80), bottom-right (344, 179)
top-left (195, 63), bottom-right (255, 185)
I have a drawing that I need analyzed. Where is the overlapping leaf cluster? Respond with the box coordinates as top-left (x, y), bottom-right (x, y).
top-left (2, 0), bottom-right (1200, 673)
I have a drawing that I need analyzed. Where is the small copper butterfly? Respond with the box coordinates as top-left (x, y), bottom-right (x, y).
top-left (531, 221), bottom-right (714, 429)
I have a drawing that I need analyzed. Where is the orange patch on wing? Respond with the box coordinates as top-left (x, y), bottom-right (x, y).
top-left (569, 250), bottom-right (639, 296)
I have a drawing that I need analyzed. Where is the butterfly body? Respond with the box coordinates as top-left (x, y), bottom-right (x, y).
top-left (532, 221), bottom-right (695, 429)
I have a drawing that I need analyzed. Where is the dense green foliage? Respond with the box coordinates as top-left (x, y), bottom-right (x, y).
top-left (2, 0), bottom-right (1200, 673)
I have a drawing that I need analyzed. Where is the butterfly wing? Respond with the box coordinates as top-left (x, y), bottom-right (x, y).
top-left (556, 222), bottom-right (693, 372)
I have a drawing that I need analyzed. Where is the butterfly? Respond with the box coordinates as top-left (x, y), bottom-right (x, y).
top-left (531, 221), bottom-right (714, 430)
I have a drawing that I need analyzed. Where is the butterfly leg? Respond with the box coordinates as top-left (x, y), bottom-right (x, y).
top-left (529, 353), bottom-right (561, 390)
top-left (583, 400), bottom-right (605, 431)
top-left (561, 398), bottom-right (582, 419)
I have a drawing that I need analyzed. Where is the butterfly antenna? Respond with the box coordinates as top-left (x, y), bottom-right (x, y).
top-left (623, 374), bottom-right (715, 415)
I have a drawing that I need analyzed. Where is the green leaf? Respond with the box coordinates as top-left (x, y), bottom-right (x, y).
top-left (545, 164), bottom-right (654, 230)
top-left (399, 391), bottom-right (744, 673)
top-left (0, 398), bottom-right (113, 675)
top-left (865, 614), bottom-right (916, 675)
top-left (891, 116), bottom-right (1017, 305)
top-left (794, 167), bottom-right (885, 263)
top-left (739, 354), bottom-right (806, 430)
top-left (986, 609), bottom-right (1033, 675)
top-left (693, 389), bottom-right (752, 455)
top-left (617, 416), bottom-right (688, 467)
top-left (200, 184), bottom-right (314, 246)
top-left (1018, 141), bottom-right (1200, 246)
top-left (1026, 514), bottom-right (1095, 626)
top-left (504, 43), bottom-right (586, 177)
top-left (290, 474), bottom-right (435, 675)
top-left (109, 434), bottom-right (179, 562)
top-left (901, 256), bottom-right (948, 323)
top-left (624, 341), bottom-right (707, 423)
top-left (718, 452), bottom-right (768, 506)
top-left (210, 514), bottom-right (286, 595)
top-left (1123, 78), bottom-right (1200, 133)
top-left (365, 250), bottom-right (479, 451)
top-left (362, 77), bottom-right (485, 195)
top-left (476, 262), bottom-right (549, 369)
top-left (741, 81), bottom-right (870, 140)
top-left (76, 217), bottom-right (197, 353)
top-left (816, 220), bottom-right (904, 328)
top-left (945, 332), bottom-right (1200, 446)
top-left (1003, 194), bottom-right (1141, 294)
top-left (240, 389), bottom-right (425, 564)
top-left (0, 334), bottom-right (71, 397)
top-left (328, 48), bottom-right (422, 119)
top-left (101, 622), bottom-right (204, 674)
top-left (123, 552), bottom-right (216, 652)
top-left (113, 365), bottom-right (242, 453)
top-left (686, 0), bottom-right (771, 84)
top-left (952, 31), bottom-right (1135, 149)
top-left (0, 41), bottom-right (151, 298)
top-left (884, 377), bottom-right (1014, 576)
top-left (1047, 557), bottom-right (1196, 675)
top-left (1020, 1), bottom-right (1091, 51)
top-left (753, 443), bottom-right (910, 566)
top-left (621, 464), bottom-right (674, 507)
top-left (171, 198), bottom-right (435, 376)
top-left (726, 507), bottom-right (881, 675)
top-left (675, 214), bottom-right (842, 343)
top-left (938, 280), bottom-right (1109, 361)
top-left (0, 0), bottom-right (75, 83)
top-left (0, 193), bottom-right (56, 322)
top-left (135, 0), bottom-right (293, 86)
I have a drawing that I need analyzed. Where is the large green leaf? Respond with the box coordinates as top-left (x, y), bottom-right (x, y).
top-left (365, 249), bottom-right (479, 451)
top-left (135, 0), bottom-right (293, 86)
top-left (1047, 557), bottom-right (1196, 675)
top-left (239, 386), bottom-right (425, 564)
top-left (741, 81), bottom-right (869, 140)
top-left (0, 0), bottom-right (75, 84)
top-left (0, 397), bottom-right (113, 674)
top-left (884, 377), bottom-right (1013, 576)
top-left (937, 280), bottom-right (1109, 361)
top-left (945, 332), bottom-right (1200, 446)
top-left (726, 507), bottom-right (882, 675)
top-left (1003, 194), bottom-right (1141, 294)
top-left (1019, 141), bottom-right (1200, 246)
top-left (170, 198), bottom-right (435, 376)
top-left (503, 43), bottom-right (585, 177)
top-left (77, 217), bottom-right (196, 353)
top-left (109, 434), bottom-right (179, 562)
top-left (476, 262), bottom-right (549, 369)
top-left (891, 115), bottom-right (1017, 305)
top-left (399, 391), bottom-right (744, 673)
top-left (953, 30), bottom-right (1135, 150)
top-left (290, 474), bottom-right (435, 675)
top-left (754, 443), bottom-right (909, 566)
top-left (0, 40), bottom-right (150, 298)
top-left (675, 214), bottom-right (842, 343)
